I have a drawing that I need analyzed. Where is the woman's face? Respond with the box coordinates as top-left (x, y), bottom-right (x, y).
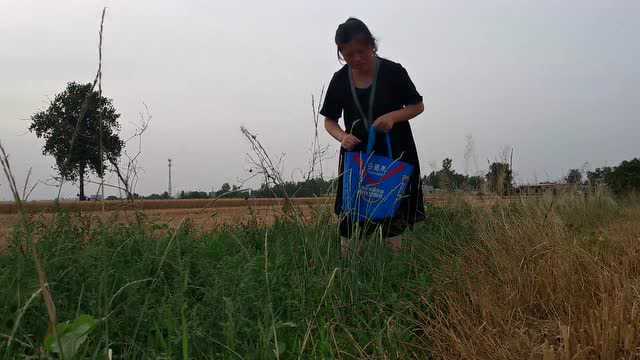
top-left (339, 40), bottom-right (375, 72)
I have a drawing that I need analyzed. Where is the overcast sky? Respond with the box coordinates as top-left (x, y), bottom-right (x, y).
top-left (1, 0), bottom-right (638, 200)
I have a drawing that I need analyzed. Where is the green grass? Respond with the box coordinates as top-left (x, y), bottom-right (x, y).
top-left (0, 204), bottom-right (474, 358)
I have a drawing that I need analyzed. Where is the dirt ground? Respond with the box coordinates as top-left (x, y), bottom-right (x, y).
top-left (0, 197), bottom-right (331, 214)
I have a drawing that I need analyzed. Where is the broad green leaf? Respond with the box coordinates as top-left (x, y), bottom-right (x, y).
top-left (44, 314), bottom-right (97, 358)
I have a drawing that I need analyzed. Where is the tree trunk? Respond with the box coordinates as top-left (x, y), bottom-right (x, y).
top-left (79, 164), bottom-right (86, 201)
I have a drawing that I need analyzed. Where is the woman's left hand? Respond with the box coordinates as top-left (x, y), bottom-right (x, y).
top-left (372, 114), bottom-right (396, 132)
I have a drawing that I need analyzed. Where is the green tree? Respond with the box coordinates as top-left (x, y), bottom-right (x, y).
top-left (145, 191), bottom-right (171, 200)
top-left (423, 158), bottom-right (476, 191)
top-left (29, 82), bottom-right (123, 200)
top-left (565, 168), bottom-right (582, 184)
top-left (466, 175), bottom-right (484, 191)
top-left (587, 166), bottom-right (613, 185)
top-left (486, 162), bottom-right (513, 195)
top-left (441, 158), bottom-right (453, 173)
top-left (180, 191), bottom-right (209, 199)
top-left (423, 172), bottom-right (438, 188)
top-left (437, 158), bottom-right (454, 191)
top-left (606, 158), bottom-right (640, 195)
top-left (215, 183), bottom-right (232, 197)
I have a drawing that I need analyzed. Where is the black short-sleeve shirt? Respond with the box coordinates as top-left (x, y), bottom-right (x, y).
top-left (321, 57), bottom-right (422, 126)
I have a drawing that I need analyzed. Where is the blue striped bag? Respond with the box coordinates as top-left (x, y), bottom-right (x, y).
top-left (342, 127), bottom-right (414, 222)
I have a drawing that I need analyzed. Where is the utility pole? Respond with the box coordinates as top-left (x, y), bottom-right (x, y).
top-left (168, 158), bottom-right (172, 198)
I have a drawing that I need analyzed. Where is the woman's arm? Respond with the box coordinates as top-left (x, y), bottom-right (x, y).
top-left (324, 118), bottom-right (362, 151)
top-left (372, 102), bottom-right (425, 132)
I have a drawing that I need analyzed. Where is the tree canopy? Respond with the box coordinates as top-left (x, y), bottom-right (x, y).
top-left (423, 158), bottom-right (483, 192)
top-left (565, 168), bottom-right (583, 184)
top-left (606, 159), bottom-right (640, 195)
top-left (486, 162), bottom-right (513, 195)
top-left (29, 82), bottom-right (123, 200)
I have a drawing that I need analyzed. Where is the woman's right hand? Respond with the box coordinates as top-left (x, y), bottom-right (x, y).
top-left (340, 134), bottom-right (362, 151)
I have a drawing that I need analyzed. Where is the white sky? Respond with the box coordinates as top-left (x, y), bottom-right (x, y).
top-left (1, 0), bottom-right (639, 200)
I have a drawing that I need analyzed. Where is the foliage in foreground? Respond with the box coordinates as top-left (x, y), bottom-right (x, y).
top-left (0, 204), bottom-right (473, 358)
top-left (2, 193), bottom-right (639, 358)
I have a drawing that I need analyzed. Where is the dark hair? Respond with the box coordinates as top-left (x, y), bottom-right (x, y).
top-left (335, 17), bottom-right (377, 60)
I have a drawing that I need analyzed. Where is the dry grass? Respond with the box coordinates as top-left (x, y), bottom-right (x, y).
top-left (419, 193), bottom-right (640, 359)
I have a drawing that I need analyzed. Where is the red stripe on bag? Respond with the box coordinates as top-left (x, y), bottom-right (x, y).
top-left (353, 152), bottom-right (363, 170)
top-left (365, 163), bottom-right (406, 185)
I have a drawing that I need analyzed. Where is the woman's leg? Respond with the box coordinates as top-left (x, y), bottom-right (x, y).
top-left (385, 235), bottom-right (402, 253)
top-left (339, 216), bottom-right (369, 257)
top-left (341, 217), bottom-right (407, 256)
top-left (340, 236), bottom-right (352, 257)
top-left (382, 218), bottom-right (409, 254)
top-left (339, 215), bottom-right (355, 258)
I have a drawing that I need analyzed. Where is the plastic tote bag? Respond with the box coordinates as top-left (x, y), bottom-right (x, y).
top-left (342, 127), bottom-right (414, 222)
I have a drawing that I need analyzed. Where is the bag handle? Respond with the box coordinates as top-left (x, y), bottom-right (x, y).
top-left (365, 126), bottom-right (393, 158)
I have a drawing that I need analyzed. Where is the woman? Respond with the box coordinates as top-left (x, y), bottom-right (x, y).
top-left (320, 17), bottom-right (426, 256)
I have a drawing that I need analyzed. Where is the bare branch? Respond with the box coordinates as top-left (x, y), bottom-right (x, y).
top-left (107, 103), bottom-right (152, 201)
top-left (306, 87), bottom-right (328, 181)
top-left (0, 141), bottom-right (22, 206)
